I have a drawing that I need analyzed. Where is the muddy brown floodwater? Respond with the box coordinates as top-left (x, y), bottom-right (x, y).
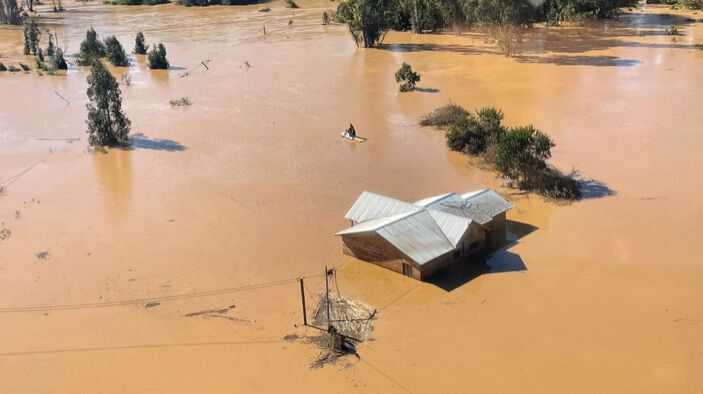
top-left (1, 1), bottom-right (703, 392)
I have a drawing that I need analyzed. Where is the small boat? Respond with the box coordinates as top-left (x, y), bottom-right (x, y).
top-left (341, 130), bottom-right (367, 143)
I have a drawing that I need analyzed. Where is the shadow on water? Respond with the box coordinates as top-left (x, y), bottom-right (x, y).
top-left (415, 87), bottom-right (440, 93)
top-left (580, 178), bottom-right (617, 200)
top-left (426, 220), bottom-right (537, 292)
top-left (128, 133), bottom-right (186, 152)
top-left (517, 55), bottom-right (640, 67)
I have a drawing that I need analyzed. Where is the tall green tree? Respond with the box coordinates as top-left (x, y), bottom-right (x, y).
top-left (395, 62), bottom-right (421, 91)
top-left (23, 19), bottom-right (40, 55)
top-left (104, 35), bottom-right (129, 67)
top-left (337, 0), bottom-right (398, 47)
top-left (86, 61), bottom-right (131, 146)
top-left (147, 43), bottom-right (169, 69)
top-left (134, 31), bottom-right (147, 54)
top-left (0, 0), bottom-right (22, 25)
top-left (78, 27), bottom-right (105, 66)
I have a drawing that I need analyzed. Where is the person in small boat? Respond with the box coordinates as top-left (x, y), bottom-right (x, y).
top-left (347, 123), bottom-right (356, 139)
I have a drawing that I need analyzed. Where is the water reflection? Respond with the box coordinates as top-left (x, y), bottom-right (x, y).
top-left (92, 148), bottom-right (132, 215)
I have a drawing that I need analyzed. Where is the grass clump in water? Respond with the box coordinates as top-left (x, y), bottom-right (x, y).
top-left (420, 101), bottom-right (469, 126)
top-left (0, 63), bottom-right (7, 71)
top-left (284, 0), bottom-right (299, 8)
top-left (169, 97), bottom-right (192, 106)
top-left (19, 63), bottom-right (30, 71)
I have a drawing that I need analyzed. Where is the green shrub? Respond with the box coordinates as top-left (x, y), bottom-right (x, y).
top-left (665, 25), bottom-right (679, 35)
top-left (420, 102), bottom-right (469, 126)
top-left (53, 49), bottom-right (68, 70)
top-left (169, 97), bottom-right (192, 106)
top-left (285, 0), bottom-right (299, 8)
top-left (147, 43), bottom-right (169, 69)
top-left (0, 63), bottom-right (7, 71)
top-left (322, 11), bottom-right (330, 24)
top-left (104, 36), bottom-right (129, 66)
top-left (134, 31), bottom-right (147, 55)
top-left (445, 115), bottom-right (478, 152)
top-left (395, 62), bottom-right (420, 92)
top-left (19, 63), bottom-right (30, 71)
top-left (78, 28), bottom-right (105, 66)
top-left (495, 125), bottom-right (554, 183)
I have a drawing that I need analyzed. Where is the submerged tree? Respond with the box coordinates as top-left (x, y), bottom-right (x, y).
top-left (23, 19), bottom-right (41, 55)
top-left (395, 62), bottom-right (420, 92)
top-left (147, 43), bottom-right (169, 69)
top-left (134, 31), bottom-right (147, 54)
top-left (0, 0), bottom-right (22, 25)
top-left (86, 61), bottom-right (131, 146)
top-left (104, 36), bottom-right (129, 66)
top-left (495, 125), bottom-right (554, 183)
top-left (78, 27), bottom-right (105, 66)
top-left (336, 0), bottom-right (397, 47)
top-left (52, 48), bottom-right (68, 70)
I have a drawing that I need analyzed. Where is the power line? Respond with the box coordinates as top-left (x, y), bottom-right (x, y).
top-left (359, 356), bottom-right (413, 393)
top-left (0, 275), bottom-right (323, 314)
top-left (0, 339), bottom-right (286, 358)
top-left (378, 284), bottom-right (420, 312)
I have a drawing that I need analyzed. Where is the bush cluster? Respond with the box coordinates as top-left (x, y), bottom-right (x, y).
top-left (147, 43), bottom-right (169, 69)
top-left (422, 103), bottom-right (582, 200)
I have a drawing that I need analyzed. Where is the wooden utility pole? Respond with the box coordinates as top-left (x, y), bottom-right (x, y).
top-left (325, 266), bottom-right (331, 331)
top-left (299, 277), bottom-right (307, 326)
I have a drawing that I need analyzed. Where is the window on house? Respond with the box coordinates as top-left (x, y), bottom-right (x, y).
top-left (402, 263), bottom-right (412, 277)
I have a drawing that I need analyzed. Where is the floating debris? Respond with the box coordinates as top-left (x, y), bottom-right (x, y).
top-left (0, 228), bottom-right (11, 240)
top-left (184, 304), bottom-right (236, 317)
top-left (144, 302), bottom-right (161, 308)
top-left (36, 251), bottom-right (49, 260)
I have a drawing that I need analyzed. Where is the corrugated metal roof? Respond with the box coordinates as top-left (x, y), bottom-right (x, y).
top-left (428, 209), bottom-right (471, 247)
top-left (459, 189), bottom-right (512, 225)
top-left (414, 193), bottom-right (455, 207)
top-left (344, 191), bottom-right (420, 223)
top-left (337, 189), bottom-right (511, 264)
top-left (335, 211), bottom-right (417, 236)
top-left (376, 210), bottom-right (454, 265)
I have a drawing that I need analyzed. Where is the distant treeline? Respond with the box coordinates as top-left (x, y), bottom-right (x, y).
top-left (646, 0), bottom-right (702, 8)
top-left (337, 0), bottom-right (642, 47)
top-left (102, 0), bottom-right (264, 5)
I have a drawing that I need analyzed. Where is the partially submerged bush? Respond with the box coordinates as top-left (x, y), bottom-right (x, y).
top-left (433, 102), bottom-right (583, 200)
top-left (395, 62), bottom-right (420, 92)
top-left (8, 65), bottom-right (21, 72)
top-left (53, 49), bottom-right (68, 70)
top-left (258, 6), bottom-right (270, 11)
top-left (134, 31), bottom-right (147, 55)
top-left (19, 63), bottom-right (30, 71)
top-left (169, 96), bottom-right (192, 106)
top-left (284, 0), bottom-right (299, 8)
top-left (78, 27), bottom-right (106, 66)
top-left (665, 25), bottom-right (679, 35)
top-left (322, 11), bottom-right (330, 25)
top-left (0, 63), bottom-right (7, 72)
top-left (420, 102), bottom-right (469, 126)
top-left (445, 106), bottom-right (505, 155)
top-left (147, 43), bottom-right (169, 69)
top-left (104, 35), bottom-right (129, 66)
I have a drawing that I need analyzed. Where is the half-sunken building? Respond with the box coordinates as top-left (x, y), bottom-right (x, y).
top-left (335, 189), bottom-right (512, 280)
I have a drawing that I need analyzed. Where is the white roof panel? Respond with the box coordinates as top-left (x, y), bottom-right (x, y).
top-left (344, 191), bottom-right (420, 223)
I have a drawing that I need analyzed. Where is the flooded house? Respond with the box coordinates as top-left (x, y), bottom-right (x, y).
top-left (336, 189), bottom-right (512, 280)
